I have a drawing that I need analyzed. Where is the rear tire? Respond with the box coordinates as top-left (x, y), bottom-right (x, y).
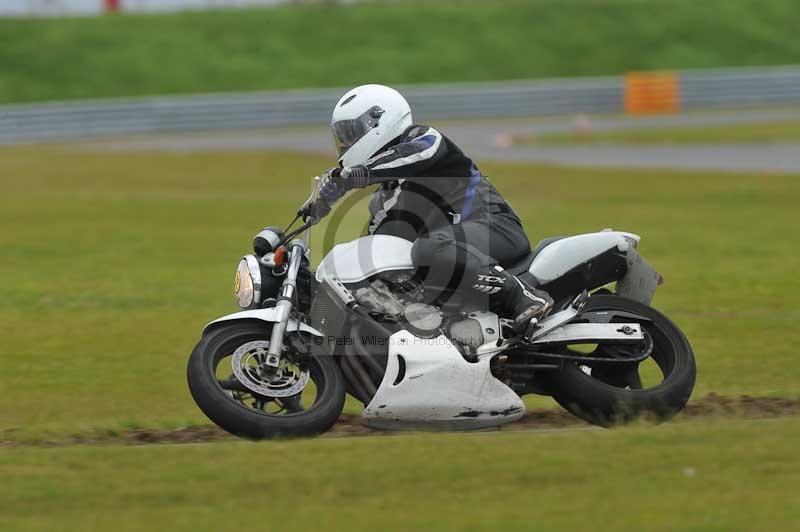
top-left (546, 295), bottom-right (696, 426)
top-left (187, 322), bottom-right (345, 439)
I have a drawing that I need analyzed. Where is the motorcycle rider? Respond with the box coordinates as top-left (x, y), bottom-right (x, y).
top-left (305, 84), bottom-right (553, 336)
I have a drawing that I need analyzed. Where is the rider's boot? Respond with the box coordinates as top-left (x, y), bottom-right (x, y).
top-left (471, 265), bottom-right (554, 335)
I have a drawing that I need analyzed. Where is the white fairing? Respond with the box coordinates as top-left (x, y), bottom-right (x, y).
top-left (315, 235), bottom-right (414, 283)
top-left (362, 330), bottom-right (525, 430)
top-left (203, 308), bottom-right (323, 336)
top-left (530, 231), bottom-right (640, 282)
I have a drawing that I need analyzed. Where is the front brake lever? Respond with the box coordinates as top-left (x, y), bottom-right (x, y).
top-left (298, 175), bottom-right (323, 213)
top-left (297, 202), bottom-right (323, 225)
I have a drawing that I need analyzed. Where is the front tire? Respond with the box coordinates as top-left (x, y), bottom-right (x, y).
top-left (547, 295), bottom-right (696, 426)
top-left (187, 322), bottom-right (345, 439)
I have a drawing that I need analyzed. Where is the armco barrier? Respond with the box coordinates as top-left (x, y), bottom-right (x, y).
top-left (1, 66), bottom-right (799, 143)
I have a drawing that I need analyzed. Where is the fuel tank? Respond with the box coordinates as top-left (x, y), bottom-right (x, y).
top-left (315, 235), bottom-right (414, 283)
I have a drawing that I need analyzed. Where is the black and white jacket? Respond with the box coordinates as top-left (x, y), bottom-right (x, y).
top-left (358, 124), bottom-right (519, 240)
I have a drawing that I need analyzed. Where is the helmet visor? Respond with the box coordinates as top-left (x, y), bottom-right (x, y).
top-left (331, 106), bottom-right (385, 156)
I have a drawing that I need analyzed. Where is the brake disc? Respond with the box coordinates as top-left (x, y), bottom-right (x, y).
top-left (231, 340), bottom-right (309, 398)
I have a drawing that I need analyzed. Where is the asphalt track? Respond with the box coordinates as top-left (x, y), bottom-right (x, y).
top-left (89, 108), bottom-right (800, 173)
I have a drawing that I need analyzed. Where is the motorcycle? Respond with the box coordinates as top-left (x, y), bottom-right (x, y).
top-left (187, 177), bottom-right (696, 438)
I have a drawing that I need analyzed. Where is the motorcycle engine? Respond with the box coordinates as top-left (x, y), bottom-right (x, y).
top-left (403, 303), bottom-right (443, 338)
top-left (352, 273), bottom-right (502, 348)
top-left (354, 272), bottom-right (443, 337)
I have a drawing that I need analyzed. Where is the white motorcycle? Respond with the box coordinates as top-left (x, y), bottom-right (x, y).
top-left (187, 178), bottom-right (696, 438)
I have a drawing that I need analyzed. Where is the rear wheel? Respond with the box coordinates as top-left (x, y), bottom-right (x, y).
top-left (546, 295), bottom-right (696, 426)
top-left (187, 322), bottom-right (345, 439)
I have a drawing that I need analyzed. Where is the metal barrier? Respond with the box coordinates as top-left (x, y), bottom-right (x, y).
top-left (681, 66), bottom-right (800, 109)
top-left (1, 66), bottom-right (798, 143)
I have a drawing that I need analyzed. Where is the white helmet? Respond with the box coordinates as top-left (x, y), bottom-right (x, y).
top-left (331, 84), bottom-right (413, 167)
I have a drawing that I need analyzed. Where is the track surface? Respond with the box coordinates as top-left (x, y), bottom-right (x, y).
top-left (89, 108), bottom-right (800, 173)
top-left (3, 395), bottom-right (796, 448)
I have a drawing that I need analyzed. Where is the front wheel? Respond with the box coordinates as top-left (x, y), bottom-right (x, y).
top-left (187, 322), bottom-right (345, 439)
top-left (546, 294), bottom-right (696, 426)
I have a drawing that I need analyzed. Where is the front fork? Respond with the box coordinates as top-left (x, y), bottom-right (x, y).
top-left (264, 240), bottom-right (306, 370)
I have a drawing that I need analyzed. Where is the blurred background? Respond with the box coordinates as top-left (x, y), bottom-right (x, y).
top-left (1, 1), bottom-right (798, 531)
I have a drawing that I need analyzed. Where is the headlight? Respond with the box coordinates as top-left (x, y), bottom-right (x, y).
top-left (234, 255), bottom-right (262, 309)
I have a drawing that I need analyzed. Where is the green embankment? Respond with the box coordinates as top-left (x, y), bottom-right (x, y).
top-left (0, 146), bottom-right (798, 438)
top-left (1, 0), bottom-right (799, 103)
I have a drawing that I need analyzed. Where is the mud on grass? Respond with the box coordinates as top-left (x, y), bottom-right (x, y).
top-left (2, 394), bottom-right (796, 448)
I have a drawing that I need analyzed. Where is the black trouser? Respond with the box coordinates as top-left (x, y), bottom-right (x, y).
top-left (407, 212), bottom-right (531, 306)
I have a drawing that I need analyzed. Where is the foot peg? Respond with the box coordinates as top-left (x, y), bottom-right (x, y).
top-left (522, 318), bottom-right (539, 342)
top-left (523, 290), bottom-right (589, 342)
top-left (523, 307), bottom-right (577, 342)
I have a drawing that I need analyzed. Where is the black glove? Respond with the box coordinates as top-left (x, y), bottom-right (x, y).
top-left (300, 197), bottom-right (332, 222)
top-left (301, 165), bottom-right (371, 221)
top-left (319, 167), bottom-right (346, 203)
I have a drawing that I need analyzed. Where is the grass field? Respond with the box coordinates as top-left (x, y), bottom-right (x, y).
top-left (1, 0), bottom-right (800, 103)
top-left (1, 142), bottom-right (798, 530)
top-left (0, 144), bottom-right (798, 440)
top-left (2, 417), bottom-right (799, 531)
top-left (523, 120), bottom-right (800, 145)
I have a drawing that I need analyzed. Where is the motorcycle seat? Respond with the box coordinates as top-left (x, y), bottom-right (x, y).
top-left (505, 236), bottom-right (564, 276)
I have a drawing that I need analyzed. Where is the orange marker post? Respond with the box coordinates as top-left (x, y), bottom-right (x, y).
top-left (624, 71), bottom-right (680, 115)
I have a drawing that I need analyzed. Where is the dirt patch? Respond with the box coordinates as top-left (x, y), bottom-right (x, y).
top-left (511, 393), bottom-right (799, 431)
top-left (682, 393), bottom-right (799, 417)
top-left (1, 394), bottom-right (797, 448)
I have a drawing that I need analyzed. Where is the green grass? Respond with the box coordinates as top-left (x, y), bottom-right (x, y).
top-left (0, 145), bottom-right (798, 438)
top-left (1, 417), bottom-right (799, 531)
top-left (525, 120), bottom-right (800, 145)
top-left (1, 144), bottom-right (798, 531)
top-left (1, 0), bottom-right (800, 103)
